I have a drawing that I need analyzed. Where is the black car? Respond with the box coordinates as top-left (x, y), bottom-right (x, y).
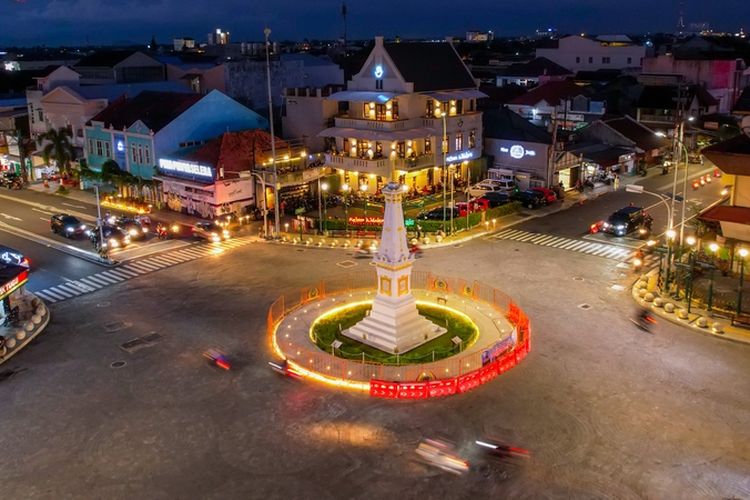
top-left (416, 207), bottom-right (461, 221)
top-left (114, 217), bottom-right (148, 240)
top-left (601, 206), bottom-right (651, 237)
top-left (50, 213), bottom-right (87, 238)
top-left (510, 189), bottom-right (545, 209)
top-left (479, 191), bottom-right (511, 208)
top-left (89, 225), bottom-right (131, 250)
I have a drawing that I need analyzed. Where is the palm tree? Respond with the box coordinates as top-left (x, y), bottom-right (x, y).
top-left (37, 127), bottom-right (76, 180)
top-left (101, 159), bottom-right (136, 195)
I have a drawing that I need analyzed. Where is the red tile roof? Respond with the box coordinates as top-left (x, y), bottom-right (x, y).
top-left (181, 130), bottom-right (288, 173)
top-left (700, 205), bottom-right (750, 225)
top-left (509, 80), bottom-right (588, 106)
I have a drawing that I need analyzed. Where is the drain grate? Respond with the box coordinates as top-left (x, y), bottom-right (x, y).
top-left (336, 260), bottom-right (357, 269)
top-left (120, 332), bottom-right (162, 353)
top-left (573, 277), bottom-right (585, 281)
top-left (104, 321), bottom-right (130, 333)
top-left (577, 303), bottom-right (592, 310)
top-left (110, 361), bottom-right (127, 369)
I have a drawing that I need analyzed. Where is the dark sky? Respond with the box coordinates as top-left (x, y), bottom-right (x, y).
top-left (3, 0), bottom-right (749, 46)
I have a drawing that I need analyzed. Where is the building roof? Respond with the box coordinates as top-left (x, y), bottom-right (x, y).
top-left (57, 81), bottom-right (191, 102)
top-left (177, 130), bottom-right (288, 174)
top-left (603, 116), bottom-right (666, 151)
top-left (702, 133), bottom-right (750, 175)
top-left (637, 84), bottom-right (719, 110)
top-left (154, 54), bottom-right (221, 70)
top-left (497, 57), bottom-right (573, 78)
top-left (734, 86), bottom-right (750, 114)
top-left (280, 53), bottom-right (337, 67)
top-left (382, 42), bottom-right (476, 92)
top-left (483, 106), bottom-right (552, 144)
top-left (567, 143), bottom-right (635, 166)
top-left (508, 79), bottom-right (589, 106)
top-left (74, 50), bottom-right (138, 68)
top-left (88, 91), bottom-right (202, 132)
top-left (699, 205), bottom-right (750, 225)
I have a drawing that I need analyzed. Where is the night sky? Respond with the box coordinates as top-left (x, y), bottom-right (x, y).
top-left (3, 0), bottom-right (749, 46)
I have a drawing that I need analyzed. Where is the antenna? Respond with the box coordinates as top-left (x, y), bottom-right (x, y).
top-left (341, 1), bottom-right (348, 54)
top-left (677, 1), bottom-right (686, 34)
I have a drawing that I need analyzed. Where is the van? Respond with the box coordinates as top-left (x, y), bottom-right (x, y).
top-left (468, 179), bottom-right (515, 198)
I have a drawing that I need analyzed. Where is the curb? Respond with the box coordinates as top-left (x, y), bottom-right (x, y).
top-left (630, 270), bottom-right (750, 346)
top-left (0, 293), bottom-right (51, 365)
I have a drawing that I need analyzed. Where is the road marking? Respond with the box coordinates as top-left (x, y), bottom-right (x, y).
top-left (0, 212), bottom-right (22, 221)
top-left (32, 208), bottom-right (55, 215)
top-left (79, 277), bottom-right (105, 288)
top-left (62, 202), bottom-right (87, 209)
top-left (99, 271), bottom-right (125, 282)
top-left (42, 287), bottom-right (70, 300)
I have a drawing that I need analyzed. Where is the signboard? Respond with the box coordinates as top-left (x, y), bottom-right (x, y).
top-left (445, 150), bottom-right (475, 163)
top-left (348, 215), bottom-right (384, 226)
top-left (373, 64), bottom-right (384, 79)
top-left (113, 134), bottom-right (126, 168)
top-left (405, 218), bottom-right (415, 227)
top-left (0, 249), bottom-right (26, 267)
top-left (500, 145), bottom-right (537, 158)
top-left (0, 269), bottom-right (28, 299)
top-left (158, 158), bottom-right (214, 180)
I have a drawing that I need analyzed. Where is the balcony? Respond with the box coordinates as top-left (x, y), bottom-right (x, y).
top-left (419, 112), bottom-right (482, 132)
top-left (334, 116), bottom-right (423, 132)
top-left (325, 154), bottom-right (392, 177)
top-left (393, 154), bottom-right (436, 172)
top-left (256, 165), bottom-right (325, 187)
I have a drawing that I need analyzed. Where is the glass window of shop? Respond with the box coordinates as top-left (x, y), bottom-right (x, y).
top-left (425, 137), bottom-right (432, 154)
top-left (455, 132), bottom-right (463, 151)
top-left (426, 99), bottom-right (434, 117)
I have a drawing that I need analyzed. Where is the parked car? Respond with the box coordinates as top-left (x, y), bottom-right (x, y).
top-left (467, 179), bottom-right (515, 198)
top-left (89, 225), bottom-right (131, 250)
top-left (192, 221), bottom-right (231, 242)
top-left (600, 206), bottom-right (652, 237)
top-left (114, 217), bottom-right (149, 240)
top-left (510, 189), bottom-right (545, 209)
top-left (479, 191), bottom-right (511, 207)
top-left (50, 214), bottom-right (87, 238)
top-left (455, 198), bottom-right (489, 216)
top-left (416, 207), bottom-right (461, 221)
top-left (531, 187), bottom-right (557, 204)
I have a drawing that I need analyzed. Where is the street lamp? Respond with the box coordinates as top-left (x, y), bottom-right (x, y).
top-left (665, 229), bottom-right (676, 292)
top-left (737, 248), bottom-right (748, 319)
top-left (342, 183), bottom-right (350, 233)
top-left (321, 181), bottom-right (329, 233)
top-left (655, 130), bottom-right (690, 246)
top-left (360, 183), bottom-right (368, 231)
top-left (707, 242), bottom-right (720, 313)
top-left (438, 109), bottom-right (448, 233)
top-left (264, 27), bottom-right (280, 238)
top-left (684, 235), bottom-right (697, 312)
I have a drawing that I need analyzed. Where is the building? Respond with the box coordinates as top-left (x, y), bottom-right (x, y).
top-left (635, 82), bottom-right (719, 131)
top-left (0, 98), bottom-right (30, 176)
top-left (700, 117), bottom-right (750, 242)
top-left (84, 90), bottom-right (267, 180)
top-left (642, 36), bottom-right (749, 113)
top-left (536, 35), bottom-right (646, 73)
top-left (158, 54), bottom-right (226, 94)
top-left (319, 36), bottom-right (486, 195)
top-left (507, 79), bottom-right (606, 130)
top-left (173, 38), bottom-right (196, 52)
top-left (735, 86), bottom-right (750, 116)
top-left (208, 28), bottom-right (230, 46)
top-left (466, 31), bottom-right (494, 43)
top-left (73, 51), bottom-right (165, 85)
top-left (282, 85), bottom-right (343, 153)
top-left (495, 57), bottom-right (573, 88)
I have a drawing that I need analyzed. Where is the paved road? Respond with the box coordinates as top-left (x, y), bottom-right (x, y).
top-left (0, 230), bottom-right (748, 498)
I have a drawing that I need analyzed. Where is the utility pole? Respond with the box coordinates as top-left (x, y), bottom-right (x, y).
top-left (264, 27), bottom-right (280, 238)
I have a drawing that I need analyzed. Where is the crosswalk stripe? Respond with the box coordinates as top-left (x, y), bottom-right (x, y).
top-left (549, 238), bottom-right (574, 248)
top-left (123, 262), bottom-right (150, 273)
top-left (147, 256), bottom-right (176, 266)
top-left (495, 229), bottom-right (516, 238)
top-left (152, 255), bottom-right (181, 265)
top-left (57, 284), bottom-right (83, 297)
top-left (99, 271), bottom-right (125, 282)
top-left (175, 249), bottom-right (205, 258)
top-left (536, 235), bottom-right (559, 245)
top-left (130, 261), bottom-right (160, 271)
top-left (35, 291), bottom-right (58, 302)
top-left (42, 288), bottom-right (69, 300)
top-left (79, 277), bottom-right (104, 289)
top-left (528, 235), bottom-right (549, 243)
top-left (568, 241), bottom-right (590, 251)
top-left (517, 233), bottom-right (537, 242)
top-left (138, 260), bottom-right (166, 270)
top-left (92, 273), bottom-right (119, 284)
top-left (111, 268), bottom-right (138, 278)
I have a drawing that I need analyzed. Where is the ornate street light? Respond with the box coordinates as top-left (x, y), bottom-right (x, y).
top-left (342, 183), bottom-right (350, 233)
top-left (737, 248), bottom-right (748, 318)
top-left (707, 242), bottom-right (720, 312)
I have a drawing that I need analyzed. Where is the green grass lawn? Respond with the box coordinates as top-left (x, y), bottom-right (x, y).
top-left (311, 302), bottom-right (478, 364)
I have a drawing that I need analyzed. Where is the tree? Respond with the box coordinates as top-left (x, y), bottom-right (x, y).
top-left (37, 127), bottom-right (76, 179)
top-left (101, 159), bottom-right (136, 195)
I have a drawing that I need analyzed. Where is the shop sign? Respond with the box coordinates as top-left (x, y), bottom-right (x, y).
top-left (373, 64), bottom-right (384, 79)
top-left (158, 159), bottom-right (213, 179)
top-left (0, 250), bottom-right (25, 266)
top-left (500, 145), bottom-right (537, 159)
top-left (348, 215), bottom-right (384, 226)
top-left (445, 150), bottom-right (474, 163)
top-left (0, 269), bottom-right (28, 299)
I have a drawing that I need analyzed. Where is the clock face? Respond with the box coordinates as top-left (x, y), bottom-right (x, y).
top-left (116, 140), bottom-right (124, 152)
top-left (509, 145), bottom-right (525, 159)
top-left (373, 64), bottom-right (384, 79)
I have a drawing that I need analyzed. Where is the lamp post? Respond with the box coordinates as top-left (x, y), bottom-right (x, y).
top-left (655, 130), bottom-right (690, 246)
top-left (449, 164), bottom-right (455, 234)
top-left (685, 235), bottom-right (697, 313)
top-left (264, 27), bottom-right (280, 238)
top-left (707, 242), bottom-right (720, 313)
top-left (321, 181), bottom-right (329, 233)
top-left (737, 248), bottom-right (748, 318)
top-left (342, 183), bottom-right (350, 234)
top-left (665, 228), bottom-right (676, 293)
top-left (439, 109), bottom-right (448, 233)
top-left (360, 183), bottom-right (368, 230)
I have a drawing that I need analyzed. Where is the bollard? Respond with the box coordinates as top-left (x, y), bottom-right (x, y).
top-left (5, 336), bottom-right (16, 349)
top-left (15, 330), bottom-right (26, 341)
top-left (696, 317), bottom-right (709, 328)
top-left (24, 321), bottom-right (34, 332)
top-left (676, 308), bottom-right (689, 319)
top-left (644, 293), bottom-right (654, 302)
top-left (653, 297), bottom-right (664, 308)
top-left (31, 314), bottom-right (42, 325)
top-left (664, 303), bottom-right (675, 313)
top-left (711, 323), bottom-right (725, 334)
top-left (638, 288), bottom-right (647, 298)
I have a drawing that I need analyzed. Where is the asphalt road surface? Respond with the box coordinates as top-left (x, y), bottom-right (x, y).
top-left (1, 224), bottom-right (748, 498)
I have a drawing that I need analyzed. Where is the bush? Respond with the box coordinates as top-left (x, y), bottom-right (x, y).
top-left (56, 185), bottom-right (69, 195)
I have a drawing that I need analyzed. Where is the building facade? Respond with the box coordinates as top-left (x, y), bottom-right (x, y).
top-left (507, 80), bottom-right (606, 130)
top-left (319, 36), bottom-right (486, 195)
top-left (536, 35), bottom-right (646, 73)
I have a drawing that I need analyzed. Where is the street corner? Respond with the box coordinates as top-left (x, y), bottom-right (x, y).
top-left (1, 291), bottom-right (51, 365)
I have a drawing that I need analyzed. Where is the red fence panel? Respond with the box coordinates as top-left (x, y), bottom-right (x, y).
top-left (370, 380), bottom-right (399, 399)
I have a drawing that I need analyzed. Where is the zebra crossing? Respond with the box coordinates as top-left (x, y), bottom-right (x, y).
top-left (34, 236), bottom-right (256, 304)
top-left (489, 228), bottom-right (659, 266)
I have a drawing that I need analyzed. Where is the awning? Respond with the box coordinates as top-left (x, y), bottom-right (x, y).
top-left (700, 205), bottom-right (750, 224)
top-left (154, 175), bottom-right (215, 190)
top-left (318, 127), bottom-right (436, 141)
top-left (327, 91), bottom-right (403, 103)
top-left (419, 89), bottom-right (488, 101)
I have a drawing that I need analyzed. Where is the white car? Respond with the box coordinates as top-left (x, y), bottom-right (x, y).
top-left (468, 179), bottom-right (515, 198)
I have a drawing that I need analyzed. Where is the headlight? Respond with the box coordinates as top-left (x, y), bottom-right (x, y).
top-left (108, 238), bottom-right (119, 248)
top-left (142, 227), bottom-right (148, 233)
top-left (65, 227), bottom-right (74, 232)
top-left (79, 224), bottom-right (86, 231)
top-left (171, 224), bottom-right (180, 233)
top-left (129, 228), bottom-right (138, 236)
top-left (602, 222), bottom-right (609, 228)
top-left (633, 258), bottom-right (643, 266)
top-left (222, 229), bottom-right (230, 237)
top-left (124, 236), bottom-right (131, 244)
top-left (211, 234), bottom-right (221, 242)
top-left (616, 225), bottom-right (626, 230)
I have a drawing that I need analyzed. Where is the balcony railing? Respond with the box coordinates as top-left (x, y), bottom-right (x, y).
top-left (324, 152), bottom-right (438, 175)
top-left (334, 116), bottom-right (423, 131)
top-left (256, 165), bottom-right (325, 187)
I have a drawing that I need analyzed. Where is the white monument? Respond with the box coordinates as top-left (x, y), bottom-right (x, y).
top-left (343, 182), bottom-right (446, 353)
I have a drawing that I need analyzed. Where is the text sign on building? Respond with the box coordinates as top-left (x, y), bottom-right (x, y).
top-left (500, 145), bottom-right (537, 159)
top-left (113, 133), bottom-right (126, 168)
top-left (158, 158), bottom-right (213, 179)
top-left (445, 150), bottom-right (475, 163)
top-left (348, 215), bottom-right (385, 226)
top-left (0, 269), bottom-right (28, 299)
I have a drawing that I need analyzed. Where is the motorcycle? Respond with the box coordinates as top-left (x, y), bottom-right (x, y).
top-left (155, 223), bottom-right (169, 240)
top-left (630, 310), bottom-right (656, 333)
top-left (410, 244), bottom-right (424, 258)
top-left (203, 348), bottom-right (231, 370)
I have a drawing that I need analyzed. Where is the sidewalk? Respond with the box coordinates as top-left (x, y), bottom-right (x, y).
top-left (631, 269), bottom-right (750, 345)
top-left (0, 291), bottom-right (51, 365)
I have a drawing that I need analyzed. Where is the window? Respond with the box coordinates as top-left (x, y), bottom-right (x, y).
top-left (588, 56), bottom-right (593, 64)
top-left (456, 100), bottom-right (463, 114)
top-left (469, 99), bottom-right (474, 112)
top-left (396, 141), bottom-right (405, 158)
top-left (131, 144), bottom-right (138, 163)
top-left (455, 132), bottom-right (463, 151)
top-left (96, 140), bottom-right (103, 156)
top-left (37, 109), bottom-right (44, 122)
top-left (424, 137), bottom-right (432, 154)
top-left (426, 100), bottom-right (434, 117)
top-left (103, 141), bottom-right (111, 158)
top-left (602, 57), bottom-right (611, 64)
top-left (469, 130), bottom-right (476, 149)
top-left (87, 139), bottom-right (94, 155)
top-left (375, 103), bottom-right (386, 121)
top-left (364, 102), bottom-right (376, 119)
top-left (375, 79), bottom-right (383, 90)
top-left (29, 105), bottom-right (35, 124)
top-left (576, 56), bottom-right (581, 63)
top-left (449, 100), bottom-right (457, 116)
top-left (144, 146), bottom-right (151, 165)
top-left (391, 100), bottom-right (399, 120)
top-left (627, 57), bottom-right (632, 64)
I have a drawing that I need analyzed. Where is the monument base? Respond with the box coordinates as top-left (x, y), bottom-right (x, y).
top-left (343, 296), bottom-right (447, 354)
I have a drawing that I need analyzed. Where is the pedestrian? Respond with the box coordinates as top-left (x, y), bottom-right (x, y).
top-left (416, 223), bottom-right (423, 240)
top-left (613, 174), bottom-right (620, 191)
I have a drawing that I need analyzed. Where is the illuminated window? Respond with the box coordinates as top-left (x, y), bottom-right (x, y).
top-left (425, 137), bottom-right (432, 154)
top-left (455, 132), bottom-right (463, 151)
top-left (449, 100), bottom-right (457, 116)
top-left (426, 100), bottom-right (434, 117)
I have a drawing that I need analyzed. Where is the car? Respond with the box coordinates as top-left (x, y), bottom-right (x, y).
top-left (415, 439), bottom-right (469, 475)
top-left (531, 187), bottom-right (557, 204)
top-left (192, 221), bottom-right (231, 242)
top-left (114, 217), bottom-right (148, 240)
top-left (510, 189), bottom-right (545, 209)
top-left (89, 225), bottom-right (131, 250)
top-left (455, 198), bottom-right (489, 216)
top-left (416, 207), bottom-right (461, 221)
top-left (601, 206), bottom-right (651, 237)
top-left (467, 179), bottom-right (515, 198)
top-left (478, 191), bottom-right (511, 207)
top-left (50, 214), bottom-right (87, 238)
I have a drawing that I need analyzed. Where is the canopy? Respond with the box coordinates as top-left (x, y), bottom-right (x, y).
top-left (327, 91), bottom-right (403, 103)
